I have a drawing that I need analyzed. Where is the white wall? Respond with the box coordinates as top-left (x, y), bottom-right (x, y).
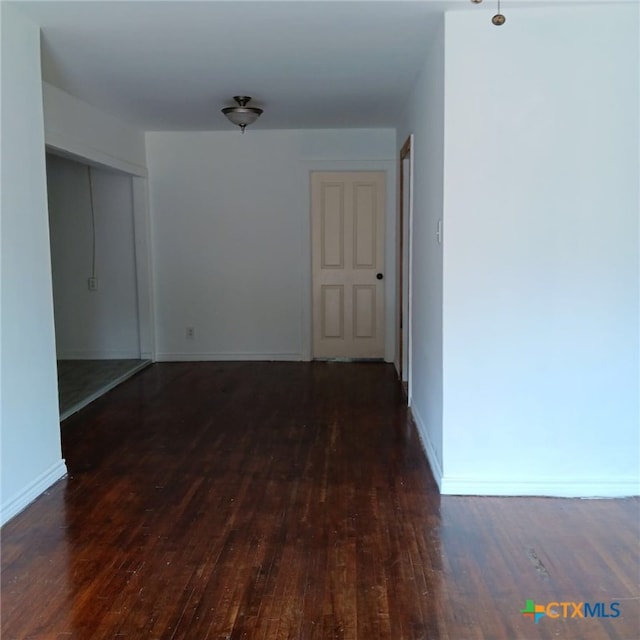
top-left (396, 17), bottom-right (446, 484)
top-left (43, 82), bottom-right (147, 177)
top-left (0, 5), bottom-right (67, 525)
top-left (47, 154), bottom-right (140, 359)
top-left (146, 129), bottom-right (396, 361)
top-left (441, 4), bottom-right (640, 496)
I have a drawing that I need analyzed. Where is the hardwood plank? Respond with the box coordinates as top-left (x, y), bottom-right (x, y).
top-left (1, 362), bottom-right (638, 639)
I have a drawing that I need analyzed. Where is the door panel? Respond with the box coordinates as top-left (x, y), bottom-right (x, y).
top-left (353, 285), bottom-right (376, 338)
top-left (321, 285), bottom-right (344, 339)
top-left (312, 171), bottom-right (385, 359)
top-left (321, 184), bottom-right (344, 268)
top-left (354, 183), bottom-right (377, 268)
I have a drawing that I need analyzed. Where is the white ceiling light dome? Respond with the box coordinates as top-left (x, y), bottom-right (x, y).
top-left (221, 96), bottom-right (263, 133)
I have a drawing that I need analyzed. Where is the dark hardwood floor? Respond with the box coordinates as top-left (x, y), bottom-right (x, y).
top-left (2, 362), bottom-right (638, 639)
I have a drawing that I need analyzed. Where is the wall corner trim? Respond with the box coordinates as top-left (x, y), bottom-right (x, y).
top-left (0, 460), bottom-right (68, 526)
top-left (409, 404), bottom-right (443, 491)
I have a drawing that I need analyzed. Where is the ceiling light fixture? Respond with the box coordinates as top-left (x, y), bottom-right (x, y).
top-left (221, 96), bottom-right (263, 133)
top-left (492, 0), bottom-right (506, 26)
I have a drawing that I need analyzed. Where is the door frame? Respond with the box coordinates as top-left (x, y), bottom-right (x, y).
top-left (398, 135), bottom-right (414, 401)
top-left (45, 146), bottom-right (156, 362)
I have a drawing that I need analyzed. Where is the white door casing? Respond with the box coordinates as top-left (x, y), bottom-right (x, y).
top-left (311, 171), bottom-right (385, 359)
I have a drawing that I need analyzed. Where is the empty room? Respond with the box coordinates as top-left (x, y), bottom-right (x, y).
top-left (1, 1), bottom-right (638, 638)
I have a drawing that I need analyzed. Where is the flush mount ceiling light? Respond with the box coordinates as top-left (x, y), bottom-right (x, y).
top-left (221, 96), bottom-right (263, 133)
top-left (470, 0), bottom-right (506, 25)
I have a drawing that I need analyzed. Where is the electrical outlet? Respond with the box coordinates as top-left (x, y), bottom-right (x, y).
top-left (88, 277), bottom-right (99, 291)
top-left (186, 327), bottom-right (195, 340)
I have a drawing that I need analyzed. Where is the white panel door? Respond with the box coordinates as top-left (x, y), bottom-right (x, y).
top-left (311, 171), bottom-right (385, 358)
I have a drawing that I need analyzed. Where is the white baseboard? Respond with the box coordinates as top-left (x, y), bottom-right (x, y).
top-left (407, 405), bottom-right (639, 498)
top-left (409, 403), bottom-right (443, 491)
top-left (440, 476), bottom-right (640, 498)
top-left (1, 459), bottom-right (68, 526)
top-left (156, 352), bottom-right (305, 362)
top-left (57, 350), bottom-right (142, 360)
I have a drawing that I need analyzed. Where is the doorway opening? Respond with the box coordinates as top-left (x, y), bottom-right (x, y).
top-left (398, 135), bottom-right (413, 400)
top-left (46, 152), bottom-right (152, 419)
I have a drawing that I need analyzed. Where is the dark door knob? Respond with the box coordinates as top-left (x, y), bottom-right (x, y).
top-left (376, 273), bottom-right (384, 280)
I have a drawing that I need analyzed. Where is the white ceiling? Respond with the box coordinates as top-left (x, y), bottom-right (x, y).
top-left (12, 0), bottom-right (614, 131)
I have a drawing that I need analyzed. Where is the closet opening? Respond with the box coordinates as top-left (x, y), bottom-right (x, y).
top-left (46, 151), bottom-right (152, 419)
